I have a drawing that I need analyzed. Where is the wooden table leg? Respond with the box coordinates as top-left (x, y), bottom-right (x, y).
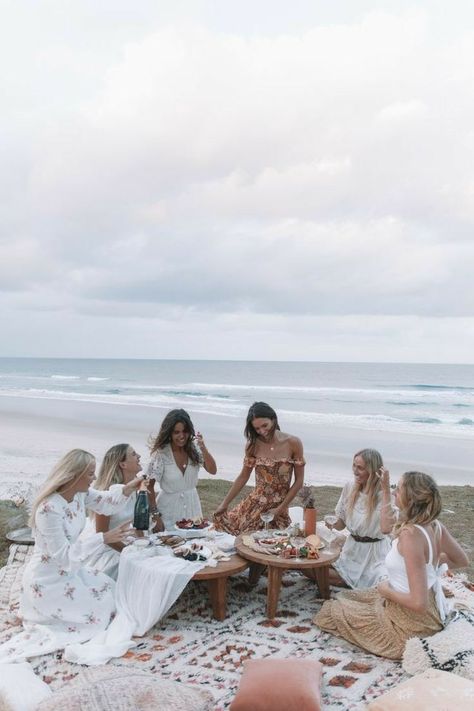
top-left (266, 566), bottom-right (283, 619)
top-left (207, 577), bottom-right (228, 621)
top-left (248, 562), bottom-right (266, 586)
top-left (314, 565), bottom-right (330, 599)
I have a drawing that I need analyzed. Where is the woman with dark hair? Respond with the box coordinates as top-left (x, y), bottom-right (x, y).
top-left (325, 448), bottom-right (396, 589)
top-left (146, 409), bottom-right (217, 530)
top-left (213, 402), bottom-right (305, 535)
top-left (314, 470), bottom-right (469, 659)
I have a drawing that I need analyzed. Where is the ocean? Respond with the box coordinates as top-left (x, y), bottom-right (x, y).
top-left (0, 358), bottom-right (472, 487)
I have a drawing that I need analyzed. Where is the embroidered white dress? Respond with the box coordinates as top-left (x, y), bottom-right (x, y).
top-left (146, 444), bottom-right (203, 530)
top-left (81, 494), bottom-right (136, 580)
top-left (333, 482), bottom-right (392, 589)
top-left (0, 485), bottom-right (130, 663)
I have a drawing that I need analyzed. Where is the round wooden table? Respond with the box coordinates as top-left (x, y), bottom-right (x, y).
top-left (235, 534), bottom-right (340, 619)
top-left (192, 553), bottom-right (249, 621)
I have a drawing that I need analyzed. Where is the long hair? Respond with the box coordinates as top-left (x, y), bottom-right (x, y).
top-left (149, 409), bottom-right (200, 465)
top-left (244, 402), bottom-right (280, 456)
top-left (94, 443), bottom-right (130, 491)
top-left (394, 471), bottom-right (442, 536)
top-left (29, 449), bottom-right (95, 527)
top-left (347, 448), bottom-right (383, 519)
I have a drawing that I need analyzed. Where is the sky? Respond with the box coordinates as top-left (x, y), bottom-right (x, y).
top-left (0, 0), bottom-right (473, 363)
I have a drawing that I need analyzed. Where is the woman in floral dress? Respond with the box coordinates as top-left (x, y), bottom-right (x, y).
top-left (0, 449), bottom-right (143, 662)
top-left (213, 402), bottom-right (305, 534)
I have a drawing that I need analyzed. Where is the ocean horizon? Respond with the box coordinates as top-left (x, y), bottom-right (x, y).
top-left (0, 357), bottom-right (472, 489)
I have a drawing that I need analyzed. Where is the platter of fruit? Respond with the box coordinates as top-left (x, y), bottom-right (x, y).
top-left (175, 517), bottom-right (212, 538)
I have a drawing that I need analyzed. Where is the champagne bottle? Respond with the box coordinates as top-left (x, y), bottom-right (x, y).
top-left (133, 480), bottom-right (150, 531)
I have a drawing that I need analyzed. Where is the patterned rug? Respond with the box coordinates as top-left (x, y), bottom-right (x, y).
top-left (0, 545), bottom-right (409, 709)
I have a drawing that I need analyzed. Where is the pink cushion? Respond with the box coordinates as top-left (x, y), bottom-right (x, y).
top-left (230, 658), bottom-right (322, 711)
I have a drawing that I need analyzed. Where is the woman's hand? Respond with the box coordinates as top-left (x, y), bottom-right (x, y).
top-left (269, 505), bottom-right (285, 519)
top-left (123, 476), bottom-right (147, 498)
top-left (103, 520), bottom-right (133, 546)
top-left (214, 503), bottom-right (228, 516)
top-left (377, 580), bottom-right (392, 599)
top-left (376, 466), bottom-right (391, 491)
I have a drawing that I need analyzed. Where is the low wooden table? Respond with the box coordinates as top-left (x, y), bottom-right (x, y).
top-left (192, 553), bottom-right (249, 621)
top-left (235, 534), bottom-right (340, 619)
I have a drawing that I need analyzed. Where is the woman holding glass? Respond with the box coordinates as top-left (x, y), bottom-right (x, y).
top-left (213, 402), bottom-right (305, 535)
top-left (314, 470), bottom-right (469, 659)
top-left (325, 449), bottom-right (396, 589)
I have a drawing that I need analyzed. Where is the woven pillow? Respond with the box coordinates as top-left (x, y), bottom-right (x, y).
top-left (367, 669), bottom-right (474, 710)
top-left (402, 611), bottom-right (474, 681)
top-left (229, 658), bottom-right (322, 711)
top-left (36, 668), bottom-right (214, 711)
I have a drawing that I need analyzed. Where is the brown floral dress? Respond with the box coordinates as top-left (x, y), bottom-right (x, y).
top-left (213, 455), bottom-right (305, 535)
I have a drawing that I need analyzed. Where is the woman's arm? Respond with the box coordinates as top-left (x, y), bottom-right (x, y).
top-left (86, 478), bottom-right (142, 515)
top-left (379, 467), bottom-right (397, 534)
top-left (214, 460), bottom-right (254, 514)
top-left (378, 527), bottom-right (429, 612)
top-left (95, 513), bottom-right (125, 553)
top-left (439, 523), bottom-right (469, 569)
top-left (329, 484), bottom-right (348, 531)
top-left (196, 433), bottom-right (217, 475)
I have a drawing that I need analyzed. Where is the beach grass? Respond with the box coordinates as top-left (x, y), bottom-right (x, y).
top-left (198, 479), bottom-right (474, 580)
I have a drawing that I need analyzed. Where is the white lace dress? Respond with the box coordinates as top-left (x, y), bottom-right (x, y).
top-left (332, 482), bottom-right (392, 588)
top-left (147, 444), bottom-right (204, 530)
top-left (0, 485), bottom-right (131, 662)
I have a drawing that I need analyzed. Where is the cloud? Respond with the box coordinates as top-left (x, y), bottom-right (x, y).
top-left (0, 3), bottom-right (473, 360)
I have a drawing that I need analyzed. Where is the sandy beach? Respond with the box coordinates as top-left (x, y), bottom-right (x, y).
top-left (0, 393), bottom-right (472, 491)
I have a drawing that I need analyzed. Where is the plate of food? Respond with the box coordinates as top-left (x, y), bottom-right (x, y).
top-left (173, 543), bottom-right (212, 562)
top-left (175, 517), bottom-right (212, 538)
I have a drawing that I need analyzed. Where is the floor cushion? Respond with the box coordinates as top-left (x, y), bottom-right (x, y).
top-left (402, 611), bottom-right (474, 681)
top-left (229, 658), bottom-right (322, 711)
top-left (0, 661), bottom-right (52, 711)
top-left (36, 667), bottom-right (214, 711)
top-left (367, 669), bottom-right (474, 710)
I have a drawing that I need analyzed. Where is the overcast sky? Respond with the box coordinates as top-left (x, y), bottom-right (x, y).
top-left (1, 0), bottom-right (473, 362)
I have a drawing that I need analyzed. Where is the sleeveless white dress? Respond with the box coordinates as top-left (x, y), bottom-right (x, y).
top-left (314, 521), bottom-right (448, 659)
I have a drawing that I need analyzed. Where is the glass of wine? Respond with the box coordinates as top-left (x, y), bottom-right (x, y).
top-left (260, 511), bottom-right (274, 532)
top-left (324, 514), bottom-right (338, 549)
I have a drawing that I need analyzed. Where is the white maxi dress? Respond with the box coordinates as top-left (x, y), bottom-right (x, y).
top-left (0, 484), bottom-right (131, 663)
top-left (332, 482), bottom-right (392, 589)
top-left (147, 444), bottom-right (203, 530)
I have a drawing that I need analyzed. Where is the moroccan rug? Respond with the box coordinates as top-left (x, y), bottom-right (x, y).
top-left (0, 544), bottom-right (409, 709)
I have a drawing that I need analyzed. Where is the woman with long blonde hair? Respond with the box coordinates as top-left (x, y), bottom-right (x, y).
top-left (0, 448), bottom-right (144, 663)
top-left (326, 449), bottom-right (395, 588)
top-left (84, 443), bottom-right (162, 579)
top-left (314, 470), bottom-right (469, 659)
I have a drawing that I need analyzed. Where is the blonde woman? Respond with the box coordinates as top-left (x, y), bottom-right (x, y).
top-left (0, 449), bottom-right (143, 663)
top-left (326, 449), bottom-right (396, 588)
top-left (85, 443), bottom-right (162, 579)
top-left (314, 471), bottom-right (469, 659)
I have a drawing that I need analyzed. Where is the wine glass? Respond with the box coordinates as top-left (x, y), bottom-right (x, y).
top-left (260, 511), bottom-right (274, 532)
top-left (324, 514), bottom-right (338, 549)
